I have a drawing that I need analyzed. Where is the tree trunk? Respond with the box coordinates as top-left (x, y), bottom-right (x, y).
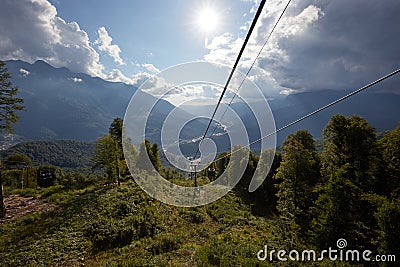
top-left (0, 168), bottom-right (5, 219)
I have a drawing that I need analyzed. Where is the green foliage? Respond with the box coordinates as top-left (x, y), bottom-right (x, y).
top-left (2, 169), bottom-right (22, 187)
top-left (275, 130), bottom-right (319, 247)
top-left (206, 192), bottom-right (253, 226)
top-left (8, 187), bottom-right (38, 197)
top-left (109, 117), bottom-right (123, 144)
top-left (57, 172), bottom-right (98, 189)
top-left (0, 114), bottom-right (399, 266)
top-left (374, 197), bottom-right (400, 257)
top-left (137, 139), bottom-right (162, 173)
top-left (84, 185), bottom-right (162, 251)
top-left (0, 60), bottom-right (24, 132)
top-left (93, 118), bottom-right (133, 185)
top-left (1, 140), bottom-right (96, 172)
top-left (4, 153), bottom-right (32, 168)
top-left (85, 217), bottom-right (135, 250)
top-left (231, 148), bottom-right (258, 195)
top-left (2, 167), bottom-right (37, 189)
top-left (378, 125), bottom-right (400, 196)
top-left (93, 135), bottom-right (120, 182)
top-left (309, 115), bottom-right (387, 251)
top-left (283, 129), bottom-right (317, 152)
top-left (310, 166), bottom-right (364, 249)
top-left (321, 114), bottom-right (379, 191)
top-left (249, 150), bottom-right (282, 216)
top-left (179, 207), bottom-right (207, 224)
top-left (215, 151), bottom-right (230, 175)
top-left (149, 233), bottom-right (182, 255)
top-left (195, 235), bottom-right (269, 267)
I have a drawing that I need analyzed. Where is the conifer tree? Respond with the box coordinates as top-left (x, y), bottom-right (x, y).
top-left (275, 130), bottom-right (319, 247)
top-left (0, 61), bottom-right (25, 219)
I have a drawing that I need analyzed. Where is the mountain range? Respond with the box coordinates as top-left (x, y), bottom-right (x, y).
top-left (3, 60), bottom-right (400, 152)
top-left (3, 60), bottom-right (222, 150)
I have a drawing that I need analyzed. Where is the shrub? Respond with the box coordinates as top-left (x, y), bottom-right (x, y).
top-left (179, 208), bottom-right (206, 224)
top-left (149, 233), bottom-right (181, 255)
top-left (84, 201), bottom-right (161, 250)
top-left (41, 185), bottom-right (65, 198)
top-left (195, 236), bottom-right (265, 267)
top-left (85, 218), bottom-right (135, 250)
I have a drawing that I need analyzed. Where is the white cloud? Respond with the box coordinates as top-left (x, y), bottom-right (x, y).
top-left (131, 72), bottom-right (153, 87)
top-left (70, 77), bottom-right (83, 83)
top-left (0, 0), bottom-right (104, 77)
top-left (204, 0), bottom-right (400, 95)
top-left (19, 68), bottom-right (30, 77)
top-left (143, 83), bottom-right (221, 107)
top-left (103, 68), bottom-right (160, 87)
top-left (94, 27), bottom-right (125, 66)
top-left (205, 33), bottom-right (245, 66)
top-left (106, 69), bottom-right (134, 84)
top-left (142, 63), bottom-right (159, 74)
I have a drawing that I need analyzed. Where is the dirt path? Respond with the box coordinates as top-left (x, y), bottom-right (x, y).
top-left (1, 194), bottom-right (57, 222)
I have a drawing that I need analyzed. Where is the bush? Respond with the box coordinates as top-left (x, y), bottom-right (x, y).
top-left (195, 236), bottom-right (265, 267)
top-left (179, 208), bottom-right (206, 224)
top-left (84, 196), bottom-right (161, 251)
top-left (149, 233), bottom-right (181, 255)
top-left (9, 187), bottom-right (38, 197)
top-left (58, 173), bottom-right (99, 189)
top-left (85, 218), bottom-right (135, 250)
top-left (41, 185), bottom-right (65, 198)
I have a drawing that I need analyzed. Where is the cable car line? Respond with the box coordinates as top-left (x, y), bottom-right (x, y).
top-left (208, 0), bottom-right (292, 139)
top-left (209, 68), bottom-right (400, 163)
top-left (193, 0), bottom-right (267, 160)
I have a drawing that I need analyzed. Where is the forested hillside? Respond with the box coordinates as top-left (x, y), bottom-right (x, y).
top-left (1, 140), bottom-right (95, 172)
top-left (0, 115), bottom-right (399, 266)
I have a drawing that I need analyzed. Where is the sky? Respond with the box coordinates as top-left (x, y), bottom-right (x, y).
top-left (0, 0), bottom-right (399, 104)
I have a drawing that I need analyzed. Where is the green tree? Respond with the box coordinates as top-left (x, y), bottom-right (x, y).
top-left (374, 197), bottom-right (400, 258)
top-left (0, 61), bottom-right (25, 218)
top-left (310, 166), bottom-right (364, 249)
top-left (93, 135), bottom-right (119, 183)
top-left (251, 150), bottom-right (282, 216)
top-left (150, 142), bottom-right (162, 173)
top-left (0, 61), bottom-right (25, 131)
top-left (4, 153), bottom-right (32, 169)
top-left (92, 118), bottom-right (133, 185)
top-left (321, 114), bottom-right (379, 191)
top-left (275, 130), bottom-right (320, 247)
top-left (312, 115), bottom-right (380, 250)
top-left (136, 139), bottom-right (162, 174)
top-left (215, 152), bottom-right (230, 176)
top-left (378, 125), bottom-right (400, 196)
top-left (109, 118), bottom-right (124, 186)
top-left (232, 148), bottom-right (257, 195)
top-left (3, 154), bottom-right (33, 189)
top-left (109, 117), bottom-right (123, 144)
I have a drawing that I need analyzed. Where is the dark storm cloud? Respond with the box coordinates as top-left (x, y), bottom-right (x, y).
top-left (257, 0), bottom-right (400, 92)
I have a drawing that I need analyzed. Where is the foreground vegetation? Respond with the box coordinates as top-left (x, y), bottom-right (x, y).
top-left (0, 181), bottom-right (278, 266)
top-left (1, 115), bottom-right (399, 266)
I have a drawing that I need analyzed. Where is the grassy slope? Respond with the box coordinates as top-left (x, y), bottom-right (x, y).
top-left (0, 181), bottom-right (278, 266)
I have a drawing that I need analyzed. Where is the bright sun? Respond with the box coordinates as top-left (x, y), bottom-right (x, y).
top-left (197, 8), bottom-right (219, 33)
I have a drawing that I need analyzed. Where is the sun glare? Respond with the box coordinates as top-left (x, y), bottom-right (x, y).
top-left (197, 8), bottom-right (219, 33)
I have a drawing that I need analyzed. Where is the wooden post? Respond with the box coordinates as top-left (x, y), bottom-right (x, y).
top-left (0, 163), bottom-right (5, 219)
top-left (116, 141), bottom-right (121, 186)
